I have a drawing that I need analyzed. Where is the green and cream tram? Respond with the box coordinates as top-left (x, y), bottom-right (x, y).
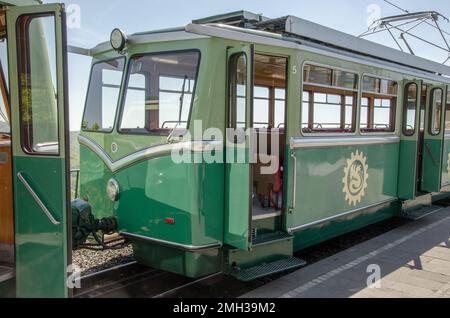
top-left (1, 3), bottom-right (450, 297)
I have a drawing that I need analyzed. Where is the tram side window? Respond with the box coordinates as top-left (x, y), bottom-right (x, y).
top-left (274, 88), bottom-right (286, 128)
top-left (82, 58), bottom-right (125, 132)
top-left (252, 55), bottom-right (287, 129)
top-left (228, 53), bottom-right (247, 129)
top-left (403, 83), bottom-right (418, 136)
top-left (0, 64), bottom-right (8, 135)
top-left (429, 88), bottom-right (443, 135)
top-left (119, 51), bottom-right (200, 134)
top-left (253, 86), bottom-right (270, 128)
top-left (116, 72), bottom-right (146, 129)
top-left (360, 76), bottom-right (397, 133)
top-left (302, 64), bottom-right (358, 133)
top-left (0, 39), bottom-right (9, 135)
top-left (0, 89), bottom-right (8, 134)
top-left (445, 88), bottom-right (450, 133)
top-left (17, 14), bottom-right (59, 154)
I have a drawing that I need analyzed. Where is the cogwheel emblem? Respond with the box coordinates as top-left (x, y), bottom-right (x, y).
top-left (343, 150), bottom-right (369, 206)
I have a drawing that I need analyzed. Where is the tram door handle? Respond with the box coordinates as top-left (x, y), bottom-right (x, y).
top-left (290, 152), bottom-right (297, 212)
top-left (424, 142), bottom-right (438, 166)
top-left (17, 172), bottom-right (60, 226)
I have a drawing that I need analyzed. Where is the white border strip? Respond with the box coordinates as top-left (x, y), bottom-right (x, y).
top-left (290, 136), bottom-right (400, 150)
top-left (78, 135), bottom-right (222, 173)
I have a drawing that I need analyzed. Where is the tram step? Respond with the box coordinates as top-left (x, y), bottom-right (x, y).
top-left (252, 231), bottom-right (293, 246)
top-left (231, 257), bottom-right (306, 282)
top-left (403, 205), bottom-right (443, 220)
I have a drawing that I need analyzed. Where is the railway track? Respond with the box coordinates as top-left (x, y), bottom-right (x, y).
top-left (74, 215), bottom-right (414, 298)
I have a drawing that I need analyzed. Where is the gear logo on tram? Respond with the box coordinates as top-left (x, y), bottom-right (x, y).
top-left (342, 150), bottom-right (369, 206)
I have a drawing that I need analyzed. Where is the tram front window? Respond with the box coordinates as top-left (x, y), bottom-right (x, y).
top-left (119, 50), bottom-right (200, 134)
top-left (82, 57), bottom-right (125, 132)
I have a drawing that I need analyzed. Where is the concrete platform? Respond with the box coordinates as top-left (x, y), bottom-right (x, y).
top-left (243, 208), bottom-right (450, 298)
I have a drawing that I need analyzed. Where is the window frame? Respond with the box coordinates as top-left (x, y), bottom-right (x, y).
top-left (117, 49), bottom-right (201, 136)
top-left (0, 56), bottom-right (10, 134)
top-left (16, 12), bottom-right (60, 156)
top-left (444, 87), bottom-right (450, 134)
top-left (252, 52), bottom-right (288, 130)
top-left (227, 51), bottom-right (248, 130)
top-left (428, 87), bottom-right (444, 136)
top-left (301, 61), bottom-right (359, 136)
top-left (359, 74), bottom-right (399, 135)
top-left (252, 85), bottom-right (270, 128)
top-left (402, 82), bottom-right (419, 137)
top-left (81, 56), bottom-right (126, 133)
top-left (274, 87), bottom-right (287, 129)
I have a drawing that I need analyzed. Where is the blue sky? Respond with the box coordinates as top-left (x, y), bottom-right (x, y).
top-left (42, 0), bottom-right (450, 130)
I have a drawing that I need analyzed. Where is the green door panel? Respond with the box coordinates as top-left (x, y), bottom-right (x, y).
top-left (398, 140), bottom-right (418, 199)
top-left (13, 157), bottom-right (68, 297)
top-left (442, 137), bottom-right (450, 187)
top-left (287, 142), bottom-right (399, 229)
top-left (421, 84), bottom-right (446, 192)
top-left (398, 79), bottom-right (422, 200)
top-left (224, 45), bottom-right (253, 250)
top-left (225, 162), bottom-right (251, 248)
top-left (7, 3), bottom-right (70, 297)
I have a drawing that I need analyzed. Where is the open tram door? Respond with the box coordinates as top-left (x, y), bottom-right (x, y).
top-left (5, 3), bottom-right (70, 297)
top-left (224, 45), bottom-right (254, 250)
top-left (398, 79), bottom-right (422, 200)
top-left (420, 83), bottom-right (446, 193)
top-left (399, 79), bottom-right (447, 200)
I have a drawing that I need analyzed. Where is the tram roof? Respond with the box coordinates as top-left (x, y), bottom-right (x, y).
top-left (88, 10), bottom-right (450, 79)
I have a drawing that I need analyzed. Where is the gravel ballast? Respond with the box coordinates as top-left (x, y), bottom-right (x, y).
top-left (72, 243), bottom-right (135, 276)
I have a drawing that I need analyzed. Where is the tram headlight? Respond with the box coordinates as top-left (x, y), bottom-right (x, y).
top-left (110, 28), bottom-right (127, 52)
top-left (106, 178), bottom-right (120, 201)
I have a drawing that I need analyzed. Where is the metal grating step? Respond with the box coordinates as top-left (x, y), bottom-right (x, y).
top-left (403, 205), bottom-right (443, 220)
top-left (232, 257), bottom-right (306, 282)
top-left (252, 231), bottom-right (293, 246)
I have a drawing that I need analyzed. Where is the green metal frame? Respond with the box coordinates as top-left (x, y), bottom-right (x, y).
top-left (421, 83), bottom-right (447, 192)
top-left (7, 3), bottom-right (69, 297)
top-left (398, 79), bottom-right (422, 199)
top-left (224, 45), bottom-right (254, 251)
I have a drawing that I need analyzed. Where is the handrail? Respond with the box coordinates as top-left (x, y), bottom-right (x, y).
top-left (290, 152), bottom-right (297, 211)
top-left (17, 172), bottom-right (60, 226)
top-left (425, 142), bottom-right (439, 166)
top-left (120, 232), bottom-right (222, 251)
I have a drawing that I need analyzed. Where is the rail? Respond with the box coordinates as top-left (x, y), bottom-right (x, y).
top-left (17, 172), bottom-right (60, 226)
